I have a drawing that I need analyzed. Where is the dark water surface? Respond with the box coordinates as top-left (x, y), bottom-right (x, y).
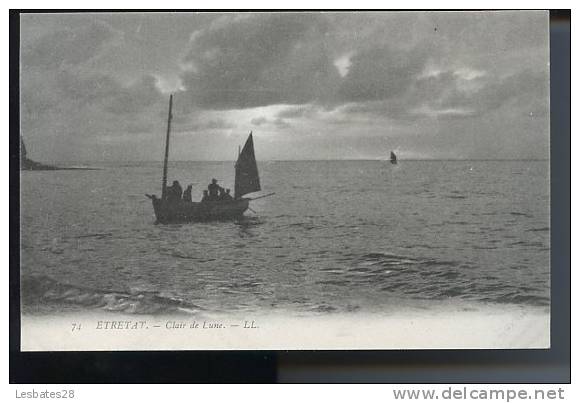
top-left (20, 161), bottom-right (550, 315)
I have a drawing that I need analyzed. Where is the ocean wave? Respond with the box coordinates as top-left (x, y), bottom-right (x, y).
top-left (509, 211), bottom-right (533, 218)
top-left (339, 252), bottom-right (549, 307)
top-left (75, 232), bottom-right (113, 239)
top-left (21, 275), bottom-right (202, 315)
top-left (360, 252), bottom-right (460, 269)
top-left (526, 227), bottom-right (550, 232)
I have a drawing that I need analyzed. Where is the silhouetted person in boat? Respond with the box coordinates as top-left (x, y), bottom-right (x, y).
top-left (201, 190), bottom-right (209, 202)
top-left (183, 184), bottom-right (192, 202)
top-left (208, 178), bottom-right (224, 201)
top-left (167, 180), bottom-right (182, 201)
top-left (222, 188), bottom-right (234, 201)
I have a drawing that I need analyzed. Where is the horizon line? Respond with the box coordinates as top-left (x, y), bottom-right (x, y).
top-left (43, 158), bottom-right (550, 164)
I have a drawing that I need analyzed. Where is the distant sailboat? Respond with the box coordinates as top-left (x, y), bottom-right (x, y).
top-left (147, 95), bottom-right (272, 223)
top-left (390, 151), bottom-right (397, 164)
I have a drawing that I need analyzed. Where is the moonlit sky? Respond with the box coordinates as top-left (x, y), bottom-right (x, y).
top-left (20, 11), bottom-right (549, 162)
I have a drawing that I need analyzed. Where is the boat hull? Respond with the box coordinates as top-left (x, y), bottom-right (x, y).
top-left (151, 197), bottom-right (250, 223)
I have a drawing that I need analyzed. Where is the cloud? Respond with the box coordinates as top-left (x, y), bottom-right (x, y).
top-left (250, 116), bottom-right (291, 129)
top-left (105, 76), bottom-right (163, 114)
top-left (276, 105), bottom-right (314, 119)
top-left (333, 64), bottom-right (548, 125)
top-left (250, 116), bottom-right (268, 126)
top-left (22, 21), bottom-right (119, 70)
top-left (55, 71), bottom-right (119, 105)
top-left (333, 53), bottom-right (352, 77)
top-left (273, 117), bottom-right (291, 129)
top-left (436, 68), bottom-right (549, 118)
top-left (20, 17), bottom-right (167, 156)
top-left (19, 12), bottom-right (550, 161)
top-left (23, 68), bottom-right (164, 120)
top-left (337, 45), bottom-right (429, 103)
top-left (173, 117), bottom-right (236, 133)
top-left (180, 13), bottom-right (340, 110)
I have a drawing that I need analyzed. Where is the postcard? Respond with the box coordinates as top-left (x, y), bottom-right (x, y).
top-left (19, 10), bottom-right (550, 351)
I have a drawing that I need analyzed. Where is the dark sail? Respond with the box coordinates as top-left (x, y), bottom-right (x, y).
top-left (235, 133), bottom-right (261, 199)
top-left (390, 151), bottom-right (397, 164)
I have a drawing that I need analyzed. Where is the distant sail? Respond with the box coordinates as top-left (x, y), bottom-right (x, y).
top-left (390, 151), bottom-right (397, 164)
top-left (235, 133), bottom-right (261, 199)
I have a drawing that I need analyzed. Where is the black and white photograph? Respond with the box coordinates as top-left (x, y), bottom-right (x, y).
top-left (18, 10), bottom-right (551, 350)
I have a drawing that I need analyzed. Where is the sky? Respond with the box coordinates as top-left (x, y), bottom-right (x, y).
top-left (19, 11), bottom-right (550, 162)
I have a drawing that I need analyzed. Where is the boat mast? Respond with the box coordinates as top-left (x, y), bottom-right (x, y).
top-left (161, 94), bottom-right (173, 199)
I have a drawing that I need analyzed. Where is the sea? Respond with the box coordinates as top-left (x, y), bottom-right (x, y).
top-left (20, 160), bottom-right (550, 316)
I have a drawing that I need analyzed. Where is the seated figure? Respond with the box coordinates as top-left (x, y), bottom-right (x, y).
top-left (222, 188), bottom-right (234, 201)
top-left (182, 184), bottom-right (192, 202)
top-left (201, 190), bottom-right (209, 202)
top-left (208, 178), bottom-right (223, 201)
top-left (166, 180), bottom-right (182, 201)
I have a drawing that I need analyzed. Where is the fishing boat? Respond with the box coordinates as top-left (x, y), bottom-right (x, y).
top-left (147, 95), bottom-right (271, 223)
top-left (390, 151), bottom-right (397, 164)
